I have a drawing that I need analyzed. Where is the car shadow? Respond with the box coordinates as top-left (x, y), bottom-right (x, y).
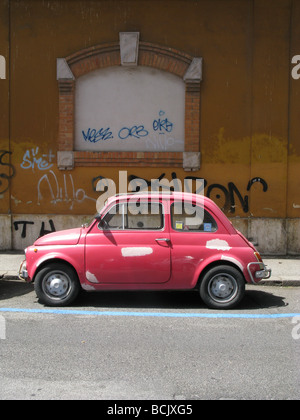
top-left (0, 278), bottom-right (34, 301)
top-left (0, 279), bottom-right (288, 311)
top-left (242, 288), bottom-right (288, 310)
top-left (72, 288), bottom-right (288, 311)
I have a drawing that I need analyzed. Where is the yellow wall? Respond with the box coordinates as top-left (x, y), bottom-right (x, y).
top-left (0, 0), bottom-right (10, 214)
top-left (0, 0), bottom-right (300, 251)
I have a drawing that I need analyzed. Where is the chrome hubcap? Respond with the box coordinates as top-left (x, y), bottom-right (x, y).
top-left (208, 274), bottom-right (238, 303)
top-left (44, 272), bottom-right (70, 298)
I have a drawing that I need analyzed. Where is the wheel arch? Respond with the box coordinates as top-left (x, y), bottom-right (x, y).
top-left (195, 258), bottom-right (246, 289)
top-left (32, 257), bottom-right (80, 283)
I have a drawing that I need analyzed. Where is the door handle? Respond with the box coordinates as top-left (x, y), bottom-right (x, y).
top-left (155, 238), bottom-right (170, 242)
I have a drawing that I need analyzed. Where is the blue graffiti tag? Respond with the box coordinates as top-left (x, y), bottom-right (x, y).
top-left (153, 110), bottom-right (173, 133)
top-left (118, 125), bottom-right (149, 140)
top-left (82, 128), bottom-right (113, 143)
top-left (81, 112), bottom-right (174, 144)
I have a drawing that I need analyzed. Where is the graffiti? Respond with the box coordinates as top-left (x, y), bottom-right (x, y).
top-left (247, 177), bottom-right (268, 192)
top-left (13, 219), bottom-right (55, 239)
top-left (207, 183), bottom-right (248, 213)
top-left (81, 111), bottom-right (174, 144)
top-left (37, 170), bottom-right (96, 210)
top-left (0, 55), bottom-right (5, 80)
top-left (21, 147), bottom-right (55, 171)
top-left (206, 177), bottom-right (268, 213)
top-left (92, 171), bottom-right (268, 214)
top-left (153, 110), bottom-right (173, 133)
top-left (82, 127), bottom-right (113, 143)
top-left (0, 150), bottom-right (15, 194)
top-left (13, 221), bottom-right (34, 238)
top-left (118, 125), bottom-right (149, 140)
top-left (40, 219), bottom-right (56, 236)
top-left (145, 134), bottom-right (178, 151)
top-left (127, 172), bottom-right (205, 197)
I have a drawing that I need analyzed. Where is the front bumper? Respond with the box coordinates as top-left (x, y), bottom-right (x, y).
top-left (247, 262), bottom-right (272, 284)
top-left (19, 260), bottom-right (29, 282)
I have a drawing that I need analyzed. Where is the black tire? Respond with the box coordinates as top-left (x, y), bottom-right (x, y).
top-left (34, 263), bottom-right (80, 307)
top-left (200, 265), bottom-right (245, 309)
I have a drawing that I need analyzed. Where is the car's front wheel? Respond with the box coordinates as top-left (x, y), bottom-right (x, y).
top-left (200, 265), bottom-right (245, 309)
top-left (34, 263), bottom-right (80, 307)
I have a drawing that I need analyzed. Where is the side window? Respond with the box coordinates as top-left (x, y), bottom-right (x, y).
top-left (171, 202), bottom-right (218, 232)
top-left (126, 202), bottom-right (164, 230)
top-left (101, 204), bottom-right (124, 230)
top-left (100, 202), bottom-right (164, 231)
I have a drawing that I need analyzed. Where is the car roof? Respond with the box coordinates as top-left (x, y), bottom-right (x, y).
top-left (104, 192), bottom-right (236, 234)
top-left (107, 192), bottom-right (215, 209)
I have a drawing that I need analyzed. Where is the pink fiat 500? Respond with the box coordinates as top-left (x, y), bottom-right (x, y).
top-left (20, 192), bottom-right (271, 309)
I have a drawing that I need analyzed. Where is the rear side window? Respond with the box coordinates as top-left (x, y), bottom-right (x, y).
top-left (171, 202), bottom-right (218, 232)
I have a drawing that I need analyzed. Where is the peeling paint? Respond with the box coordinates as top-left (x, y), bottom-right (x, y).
top-left (86, 270), bottom-right (99, 283)
top-left (11, 195), bottom-right (22, 206)
top-left (206, 239), bottom-right (231, 251)
top-left (221, 255), bottom-right (244, 271)
top-left (262, 208), bottom-right (276, 213)
top-left (121, 247), bottom-right (153, 257)
top-left (81, 283), bottom-right (97, 291)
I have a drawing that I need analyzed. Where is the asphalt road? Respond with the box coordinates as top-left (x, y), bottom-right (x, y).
top-left (0, 280), bottom-right (300, 400)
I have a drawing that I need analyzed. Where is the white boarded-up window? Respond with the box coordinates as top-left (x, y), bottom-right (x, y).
top-left (75, 66), bottom-right (185, 152)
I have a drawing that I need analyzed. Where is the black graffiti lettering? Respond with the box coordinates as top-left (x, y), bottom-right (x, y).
top-left (13, 219), bottom-right (56, 239)
top-left (0, 150), bottom-right (16, 194)
top-left (247, 177), bottom-right (268, 192)
top-left (207, 183), bottom-right (249, 213)
top-left (206, 184), bottom-right (230, 210)
top-left (92, 176), bottom-right (108, 193)
top-left (39, 219), bottom-right (56, 237)
top-left (128, 173), bottom-right (166, 190)
top-left (13, 221), bottom-right (34, 239)
top-left (170, 172), bottom-right (182, 192)
top-left (183, 175), bottom-right (207, 194)
top-left (228, 182), bottom-right (249, 213)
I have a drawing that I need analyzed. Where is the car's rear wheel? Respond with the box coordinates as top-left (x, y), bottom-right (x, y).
top-left (34, 263), bottom-right (80, 307)
top-left (200, 265), bottom-right (245, 309)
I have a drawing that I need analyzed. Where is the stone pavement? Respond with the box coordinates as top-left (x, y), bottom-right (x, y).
top-left (0, 251), bottom-right (299, 285)
top-left (261, 257), bottom-right (300, 286)
top-left (0, 252), bottom-right (26, 278)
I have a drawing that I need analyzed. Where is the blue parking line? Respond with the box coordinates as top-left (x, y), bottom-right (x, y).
top-left (0, 307), bottom-right (299, 319)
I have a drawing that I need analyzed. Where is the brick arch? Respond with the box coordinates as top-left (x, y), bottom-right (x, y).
top-left (66, 42), bottom-right (121, 78)
top-left (65, 41), bottom-right (193, 79)
top-left (57, 38), bottom-right (202, 170)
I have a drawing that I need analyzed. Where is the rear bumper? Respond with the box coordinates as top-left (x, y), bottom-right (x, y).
top-left (247, 262), bottom-right (272, 284)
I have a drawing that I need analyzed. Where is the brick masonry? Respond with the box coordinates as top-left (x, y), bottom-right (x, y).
top-left (57, 37), bottom-right (202, 169)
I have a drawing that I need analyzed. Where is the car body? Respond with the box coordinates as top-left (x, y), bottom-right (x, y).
top-left (19, 192), bottom-right (271, 309)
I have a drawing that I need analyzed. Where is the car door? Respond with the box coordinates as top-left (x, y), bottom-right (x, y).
top-left (85, 200), bottom-right (171, 285)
